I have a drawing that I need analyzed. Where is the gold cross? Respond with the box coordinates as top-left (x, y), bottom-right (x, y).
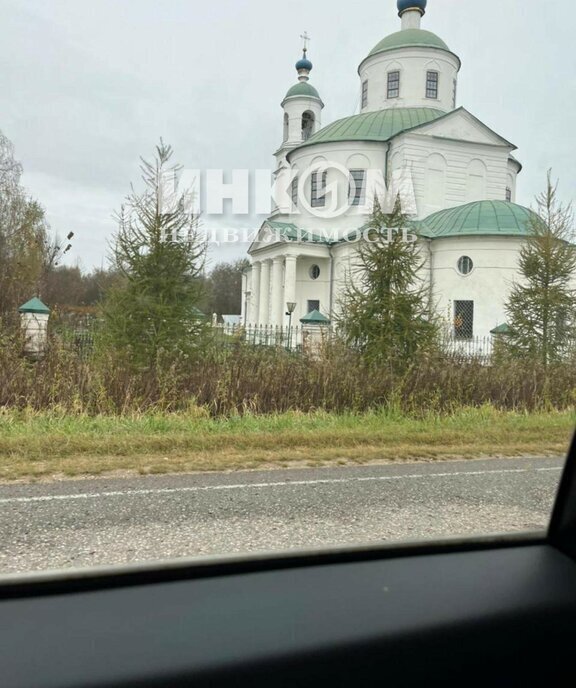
top-left (300, 31), bottom-right (311, 53)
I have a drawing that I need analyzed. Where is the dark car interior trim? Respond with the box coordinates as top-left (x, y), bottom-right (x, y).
top-left (0, 433), bottom-right (574, 687)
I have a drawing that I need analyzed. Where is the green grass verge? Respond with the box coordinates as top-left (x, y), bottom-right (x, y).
top-left (0, 406), bottom-right (573, 482)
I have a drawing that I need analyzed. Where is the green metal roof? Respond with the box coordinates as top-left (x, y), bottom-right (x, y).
top-left (368, 29), bottom-right (450, 57)
top-left (266, 220), bottom-right (328, 244)
top-left (491, 323), bottom-right (512, 335)
top-left (422, 201), bottom-right (538, 239)
top-left (291, 107), bottom-right (446, 152)
top-left (284, 82), bottom-right (322, 101)
top-left (18, 297), bottom-right (50, 314)
top-left (300, 309), bottom-right (331, 324)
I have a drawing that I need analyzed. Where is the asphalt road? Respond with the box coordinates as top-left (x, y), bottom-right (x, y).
top-left (0, 457), bottom-right (565, 575)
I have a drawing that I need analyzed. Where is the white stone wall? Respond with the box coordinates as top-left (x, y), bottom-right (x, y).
top-left (294, 255), bottom-right (331, 323)
top-left (429, 236), bottom-right (525, 339)
top-left (245, 232), bottom-right (550, 341)
top-left (358, 47), bottom-right (460, 114)
top-left (280, 141), bottom-right (389, 237)
top-left (20, 312), bottom-right (49, 356)
top-left (389, 132), bottom-right (516, 218)
top-left (281, 96), bottom-right (323, 147)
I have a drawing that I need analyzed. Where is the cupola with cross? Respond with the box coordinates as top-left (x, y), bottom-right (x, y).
top-left (280, 32), bottom-right (324, 149)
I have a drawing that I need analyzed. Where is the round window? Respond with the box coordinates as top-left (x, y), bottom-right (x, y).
top-left (309, 265), bottom-right (321, 280)
top-left (458, 256), bottom-right (474, 275)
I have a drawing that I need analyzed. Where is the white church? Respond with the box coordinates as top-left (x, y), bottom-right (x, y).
top-left (241, 0), bottom-right (536, 341)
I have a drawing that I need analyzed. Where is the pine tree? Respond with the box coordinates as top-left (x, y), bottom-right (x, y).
top-left (101, 142), bottom-right (207, 368)
top-left (503, 172), bottom-right (576, 365)
top-left (338, 200), bottom-right (437, 367)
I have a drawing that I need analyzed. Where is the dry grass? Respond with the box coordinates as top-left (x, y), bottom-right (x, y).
top-left (0, 406), bottom-right (572, 482)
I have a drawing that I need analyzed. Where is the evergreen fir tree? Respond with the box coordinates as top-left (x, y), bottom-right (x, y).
top-left (504, 172), bottom-right (576, 365)
top-left (102, 142), bottom-right (207, 368)
top-left (338, 200), bottom-right (437, 367)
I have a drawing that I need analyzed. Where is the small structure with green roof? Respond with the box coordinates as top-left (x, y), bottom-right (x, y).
top-left (19, 296), bottom-right (50, 358)
top-left (300, 310), bottom-right (331, 325)
top-left (18, 297), bottom-right (50, 315)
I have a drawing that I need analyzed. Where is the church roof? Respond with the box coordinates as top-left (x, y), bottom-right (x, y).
top-left (284, 82), bottom-right (322, 102)
top-left (289, 107), bottom-right (446, 154)
top-left (367, 29), bottom-right (450, 58)
top-left (422, 200), bottom-right (538, 239)
top-left (266, 220), bottom-right (328, 244)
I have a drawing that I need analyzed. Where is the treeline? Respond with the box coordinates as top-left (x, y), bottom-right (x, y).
top-left (0, 131), bottom-right (53, 317)
top-left (0, 129), bottom-right (247, 319)
top-left (40, 260), bottom-right (249, 317)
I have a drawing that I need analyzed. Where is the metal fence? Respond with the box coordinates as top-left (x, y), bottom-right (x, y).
top-left (215, 324), bottom-right (305, 351)
top-left (56, 319), bottom-right (574, 363)
top-left (441, 336), bottom-right (494, 361)
top-left (219, 325), bottom-right (501, 359)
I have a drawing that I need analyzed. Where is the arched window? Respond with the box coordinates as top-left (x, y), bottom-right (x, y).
top-left (361, 80), bottom-right (369, 108)
top-left (301, 111), bottom-right (315, 141)
top-left (291, 176), bottom-right (299, 209)
top-left (283, 113), bottom-right (289, 142)
top-left (506, 174), bottom-right (514, 202)
top-left (387, 70), bottom-right (400, 99)
top-left (349, 169), bottom-right (366, 206)
top-left (311, 170), bottom-right (327, 208)
top-left (426, 71), bottom-right (439, 99)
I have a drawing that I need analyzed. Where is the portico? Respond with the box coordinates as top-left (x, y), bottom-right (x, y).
top-left (243, 245), bottom-right (332, 327)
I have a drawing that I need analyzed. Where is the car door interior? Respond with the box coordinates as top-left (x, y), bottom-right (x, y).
top-left (1, 435), bottom-right (575, 687)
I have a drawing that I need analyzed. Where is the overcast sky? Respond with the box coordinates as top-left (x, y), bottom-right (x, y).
top-left (1, 0), bottom-right (574, 272)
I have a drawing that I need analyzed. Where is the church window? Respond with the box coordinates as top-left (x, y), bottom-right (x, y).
top-left (452, 78), bottom-right (458, 108)
top-left (349, 169), bottom-right (366, 206)
top-left (506, 187), bottom-right (512, 202)
top-left (458, 256), bottom-right (474, 276)
top-left (454, 301), bottom-right (474, 340)
top-left (361, 80), bottom-right (369, 108)
top-left (291, 176), bottom-right (299, 208)
top-left (301, 111), bottom-right (315, 141)
top-left (307, 300), bottom-right (320, 313)
top-left (283, 113), bottom-right (289, 141)
top-left (387, 71), bottom-right (400, 99)
top-left (311, 170), bottom-right (327, 208)
top-left (426, 71), bottom-right (439, 99)
top-left (309, 265), bottom-right (321, 280)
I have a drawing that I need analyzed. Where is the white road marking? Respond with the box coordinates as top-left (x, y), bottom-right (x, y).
top-left (0, 466), bottom-right (563, 506)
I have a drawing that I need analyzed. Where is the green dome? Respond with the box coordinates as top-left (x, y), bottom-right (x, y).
top-left (284, 82), bottom-right (322, 101)
top-left (292, 107), bottom-right (446, 151)
top-left (423, 201), bottom-right (538, 239)
top-left (368, 29), bottom-right (450, 58)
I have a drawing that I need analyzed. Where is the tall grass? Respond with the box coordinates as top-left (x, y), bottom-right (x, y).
top-left (1, 328), bottom-right (575, 417)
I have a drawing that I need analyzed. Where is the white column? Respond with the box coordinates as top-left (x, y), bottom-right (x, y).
top-left (258, 259), bottom-right (271, 325)
top-left (250, 261), bottom-right (261, 325)
top-left (284, 254), bottom-right (298, 320)
top-left (270, 257), bottom-right (284, 326)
